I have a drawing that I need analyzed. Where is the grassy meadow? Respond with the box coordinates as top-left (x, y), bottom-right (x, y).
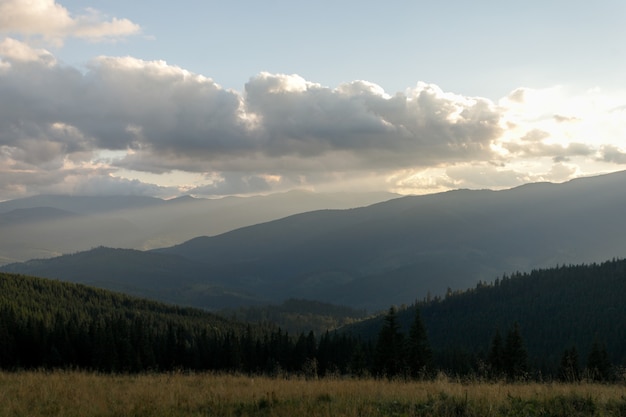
top-left (1, 372), bottom-right (625, 417)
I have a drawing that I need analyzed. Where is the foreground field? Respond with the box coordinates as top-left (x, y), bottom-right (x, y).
top-left (1, 371), bottom-right (625, 417)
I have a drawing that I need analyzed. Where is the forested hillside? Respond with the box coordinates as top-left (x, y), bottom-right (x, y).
top-left (0, 247), bottom-right (249, 309)
top-left (1, 258), bottom-right (625, 381)
top-left (0, 272), bottom-right (238, 371)
top-left (221, 298), bottom-right (369, 335)
top-left (0, 273), bottom-right (359, 375)
top-left (344, 258), bottom-right (626, 377)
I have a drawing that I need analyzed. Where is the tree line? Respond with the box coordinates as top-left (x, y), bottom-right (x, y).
top-left (359, 306), bottom-right (617, 382)
top-left (0, 269), bottom-right (622, 381)
top-left (346, 258), bottom-right (626, 380)
top-left (0, 273), bottom-right (365, 375)
top-left (0, 274), bottom-right (424, 378)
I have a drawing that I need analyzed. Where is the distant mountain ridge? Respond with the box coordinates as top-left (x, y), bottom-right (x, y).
top-left (0, 190), bottom-right (397, 264)
top-left (2, 171), bottom-right (626, 311)
top-left (0, 207), bottom-right (77, 226)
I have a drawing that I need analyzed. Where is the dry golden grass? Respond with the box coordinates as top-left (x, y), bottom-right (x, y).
top-left (0, 371), bottom-right (624, 416)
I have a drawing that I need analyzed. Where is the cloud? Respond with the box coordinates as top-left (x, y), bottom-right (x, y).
top-left (395, 161), bottom-right (581, 195)
top-left (444, 165), bottom-right (532, 189)
top-left (245, 74), bottom-right (502, 166)
top-left (502, 129), bottom-right (594, 161)
top-left (506, 88), bottom-right (526, 103)
top-left (79, 56), bottom-right (251, 154)
top-left (0, 158), bottom-right (175, 199)
top-left (187, 172), bottom-right (275, 197)
top-left (1, 41), bottom-right (625, 200)
top-left (545, 163), bottom-right (578, 182)
top-left (600, 145), bottom-right (626, 164)
top-left (0, 47), bottom-right (503, 170)
top-left (553, 114), bottom-right (581, 123)
top-left (0, 41), bottom-right (92, 167)
top-left (0, 37), bottom-right (56, 64)
top-left (0, 0), bottom-right (140, 45)
top-left (71, 175), bottom-right (178, 197)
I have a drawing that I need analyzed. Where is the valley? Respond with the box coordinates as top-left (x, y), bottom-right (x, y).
top-left (3, 170), bottom-right (626, 311)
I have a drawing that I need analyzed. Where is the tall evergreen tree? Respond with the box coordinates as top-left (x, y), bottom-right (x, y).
top-left (374, 306), bottom-right (405, 378)
top-left (488, 329), bottom-right (504, 377)
top-left (587, 340), bottom-right (611, 381)
top-left (558, 346), bottom-right (580, 382)
top-left (292, 332), bottom-right (309, 371)
top-left (503, 323), bottom-right (528, 380)
top-left (349, 342), bottom-right (368, 377)
top-left (405, 308), bottom-right (432, 378)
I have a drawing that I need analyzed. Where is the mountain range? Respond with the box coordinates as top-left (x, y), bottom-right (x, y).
top-left (2, 170), bottom-right (625, 311)
top-left (0, 191), bottom-right (395, 264)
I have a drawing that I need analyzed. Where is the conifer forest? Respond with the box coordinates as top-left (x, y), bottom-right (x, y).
top-left (2, 258), bottom-right (625, 382)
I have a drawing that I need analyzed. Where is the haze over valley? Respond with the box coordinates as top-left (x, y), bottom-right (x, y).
top-left (0, 190), bottom-right (395, 264)
top-left (3, 170), bottom-right (625, 312)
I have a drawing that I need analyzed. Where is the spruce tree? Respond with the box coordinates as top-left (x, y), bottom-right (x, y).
top-left (374, 306), bottom-right (405, 378)
top-left (349, 342), bottom-right (368, 377)
top-left (503, 323), bottom-right (528, 380)
top-left (405, 308), bottom-right (432, 378)
top-left (488, 329), bottom-right (504, 377)
top-left (558, 346), bottom-right (580, 382)
top-left (587, 340), bottom-right (611, 381)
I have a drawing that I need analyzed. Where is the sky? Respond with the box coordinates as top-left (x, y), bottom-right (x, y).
top-left (1, 0), bottom-right (625, 200)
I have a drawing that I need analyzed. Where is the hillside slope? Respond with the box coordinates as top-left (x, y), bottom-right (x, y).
top-left (3, 171), bottom-right (626, 311)
top-left (0, 272), bottom-right (246, 371)
top-left (157, 170), bottom-right (626, 309)
top-left (0, 273), bottom-right (362, 375)
top-left (343, 258), bottom-right (626, 372)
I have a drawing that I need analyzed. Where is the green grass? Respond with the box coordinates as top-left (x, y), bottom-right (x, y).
top-left (1, 371), bottom-right (625, 416)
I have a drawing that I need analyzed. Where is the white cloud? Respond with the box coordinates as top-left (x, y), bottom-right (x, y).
top-left (0, 0), bottom-right (140, 45)
top-left (0, 37), bottom-right (56, 65)
top-left (71, 174), bottom-right (178, 197)
top-left (1, 42), bottom-right (626, 200)
top-left (245, 75), bottom-right (502, 165)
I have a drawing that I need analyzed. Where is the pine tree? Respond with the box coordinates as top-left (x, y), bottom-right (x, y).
top-left (405, 308), bottom-right (432, 378)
